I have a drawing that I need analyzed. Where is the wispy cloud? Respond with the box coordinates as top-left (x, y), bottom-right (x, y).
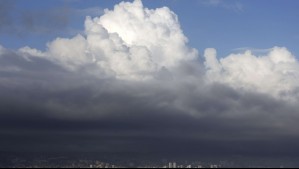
top-left (74, 7), bottom-right (104, 17)
top-left (0, 2), bottom-right (103, 36)
top-left (232, 47), bottom-right (272, 55)
top-left (200, 0), bottom-right (244, 12)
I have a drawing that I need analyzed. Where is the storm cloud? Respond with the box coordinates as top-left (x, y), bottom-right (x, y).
top-left (1, 0), bottom-right (299, 157)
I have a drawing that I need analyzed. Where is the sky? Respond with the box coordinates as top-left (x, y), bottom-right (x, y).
top-left (1, 0), bottom-right (299, 56)
top-left (1, 0), bottom-right (299, 159)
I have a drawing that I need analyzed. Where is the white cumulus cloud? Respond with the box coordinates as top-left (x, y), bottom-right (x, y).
top-left (20, 0), bottom-right (198, 80)
top-left (3, 0), bottom-right (299, 101)
top-left (204, 47), bottom-right (299, 100)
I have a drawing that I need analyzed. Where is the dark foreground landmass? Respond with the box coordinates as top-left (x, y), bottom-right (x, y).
top-left (1, 152), bottom-right (299, 168)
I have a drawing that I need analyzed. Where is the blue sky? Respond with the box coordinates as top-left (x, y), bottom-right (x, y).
top-left (1, 0), bottom-right (299, 58)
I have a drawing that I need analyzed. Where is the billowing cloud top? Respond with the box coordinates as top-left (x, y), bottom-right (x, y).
top-left (20, 0), bottom-right (198, 80)
top-left (1, 0), bottom-right (299, 155)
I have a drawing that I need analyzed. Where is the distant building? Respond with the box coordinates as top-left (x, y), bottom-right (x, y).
top-left (168, 162), bottom-right (177, 168)
top-left (169, 162), bottom-right (173, 168)
top-left (210, 164), bottom-right (218, 168)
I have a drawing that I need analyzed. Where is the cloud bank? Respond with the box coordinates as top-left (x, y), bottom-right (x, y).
top-left (1, 0), bottom-right (299, 156)
top-left (18, 0), bottom-right (299, 100)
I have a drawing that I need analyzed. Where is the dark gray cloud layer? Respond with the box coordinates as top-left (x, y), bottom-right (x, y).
top-left (1, 50), bottom-right (299, 157)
